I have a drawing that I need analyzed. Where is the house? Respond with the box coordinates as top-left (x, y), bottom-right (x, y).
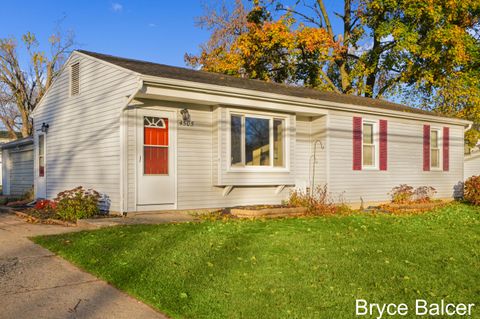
top-left (31, 50), bottom-right (472, 213)
top-left (1, 137), bottom-right (34, 196)
top-left (464, 139), bottom-right (480, 179)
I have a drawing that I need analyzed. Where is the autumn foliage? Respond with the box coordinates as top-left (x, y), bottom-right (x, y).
top-left (187, 0), bottom-right (480, 127)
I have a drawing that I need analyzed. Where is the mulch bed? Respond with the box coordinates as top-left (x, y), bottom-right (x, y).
top-left (230, 205), bottom-right (307, 218)
top-left (377, 201), bottom-right (449, 214)
top-left (14, 210), bottom-right (77, 227)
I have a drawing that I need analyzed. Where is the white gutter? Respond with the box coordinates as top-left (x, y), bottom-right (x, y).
top-left (139, 75), bottom-right (472, 127)
top-left (119, 79), bottom-right (144, 214)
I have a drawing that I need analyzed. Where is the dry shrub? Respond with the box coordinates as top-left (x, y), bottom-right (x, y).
top-left (288, 185), bottom-right (343, 215)
top-left (389, 184), bottom-right (414, 204)
top-left (390, 185), bottom-right (437, 204)
top-left (413, 186), bottom-right (437, 203)
top-left (464, 176), bottom-right (480, 205)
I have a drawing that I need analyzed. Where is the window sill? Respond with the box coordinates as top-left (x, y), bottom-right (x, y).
top-left (362, 166), bottom-right (379, 171)
top-left (227, 166), bottom-right (290, 173)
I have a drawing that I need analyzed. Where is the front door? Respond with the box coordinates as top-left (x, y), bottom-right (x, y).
top-left (137, 109), bottom-right (175, 206)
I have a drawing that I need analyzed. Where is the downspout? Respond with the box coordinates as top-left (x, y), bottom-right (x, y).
top-left (461, 122), bottom-right (474, 184)
top-left (119, 79), bottom-right (143, 215)
top-left (310, 140), bottom-right (325, 194)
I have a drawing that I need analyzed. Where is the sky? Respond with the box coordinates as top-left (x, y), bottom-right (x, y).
top-left (0, 0), bottom-right (344, 68)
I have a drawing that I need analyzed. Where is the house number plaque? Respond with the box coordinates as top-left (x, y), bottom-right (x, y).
top-left (179, 108), bottom-right (194, 126)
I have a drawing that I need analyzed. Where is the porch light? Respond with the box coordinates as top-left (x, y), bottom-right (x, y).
top-left (40, 122), bottom-right (49, 133)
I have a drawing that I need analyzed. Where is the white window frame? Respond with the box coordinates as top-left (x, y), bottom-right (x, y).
top-left (430, 127), bottom-right (443, 170)
top-left (361, 119), bottom-right (379, 170)
top-left (227, 109), bottom-right (290, 172)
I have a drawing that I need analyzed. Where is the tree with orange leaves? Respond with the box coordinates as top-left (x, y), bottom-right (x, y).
top-left (187, 0), bottom-right (480, 133)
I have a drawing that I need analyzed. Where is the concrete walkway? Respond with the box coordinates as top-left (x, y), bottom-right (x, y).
top-left (0, 211), bottom-right (168, 319)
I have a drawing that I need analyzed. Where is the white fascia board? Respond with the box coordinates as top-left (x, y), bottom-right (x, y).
top-left (140, 75), bottom-right (472, 127)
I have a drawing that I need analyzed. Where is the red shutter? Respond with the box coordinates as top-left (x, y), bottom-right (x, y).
top-left (379, 120), bottom-right (388, 171)
top-left (423, 125), bottom-right (430, 171)
top-left (443, 127), bottom-right (449, 171)
top-left (353, 117), bottom-right (362, 170)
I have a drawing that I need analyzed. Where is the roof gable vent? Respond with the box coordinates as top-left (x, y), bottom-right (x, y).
top-left (70, 62), bottom-right (80, 96)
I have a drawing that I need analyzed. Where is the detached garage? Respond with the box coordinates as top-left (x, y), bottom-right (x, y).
top-left (2, 137), bottom-right (34, 196)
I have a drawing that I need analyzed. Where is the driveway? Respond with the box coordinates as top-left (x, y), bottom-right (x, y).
top-left (0, 211), bottom-right (167, 319)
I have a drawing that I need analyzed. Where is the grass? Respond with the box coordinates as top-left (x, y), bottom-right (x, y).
top-left (34, 203), bottom-right (480, 319)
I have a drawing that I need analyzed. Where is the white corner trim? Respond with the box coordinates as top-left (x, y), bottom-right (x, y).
top-left (119, 80), bottom-right (144, 213)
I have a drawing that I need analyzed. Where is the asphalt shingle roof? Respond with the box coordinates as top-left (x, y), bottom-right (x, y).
top-left (78, 50), bottom-right (442, 117)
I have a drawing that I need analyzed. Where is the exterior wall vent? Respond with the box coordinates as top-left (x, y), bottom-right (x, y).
top-left (70, 62), bottom-right (80, 96)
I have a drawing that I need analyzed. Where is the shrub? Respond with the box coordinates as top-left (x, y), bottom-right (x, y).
top-left (389, 184), bottom-right (414, 204)
top-left (414, 186), bottom-right (437, 203)
top-left (288, 185), bottom-right (339, 215)
top-left (55, 186), bottom-right (101, 222)
top-left (464, 176), bottom-right (480, 205)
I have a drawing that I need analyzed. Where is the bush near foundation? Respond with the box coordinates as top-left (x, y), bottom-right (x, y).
top-left (55, 186), bottom-right (101, 222)
top-left (464, 176), bottom-right (480, 206)
top-left (389, 184), bottom-right (414, 203)
top-left (288, 185), bottom-right (345, 215)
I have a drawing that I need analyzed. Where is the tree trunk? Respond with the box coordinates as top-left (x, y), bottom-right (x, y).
top-left (365, 34), bottom-right (380, 98)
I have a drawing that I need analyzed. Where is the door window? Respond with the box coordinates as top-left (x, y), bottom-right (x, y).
top-left (144, 116), bottom-right (168, 175)
top-left (38, 134), bottom-right (45, 177)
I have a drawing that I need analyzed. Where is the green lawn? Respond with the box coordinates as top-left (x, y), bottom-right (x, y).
top-left (34, 204), bottom-right (480, 319)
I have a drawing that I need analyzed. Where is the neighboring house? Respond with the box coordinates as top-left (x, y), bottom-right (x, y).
top-left (1, 137), bottom-right (34, 196)
top-left (31, 50), bottom-right (472, 213)
top-left (464, 140), bottom-right (480, 179)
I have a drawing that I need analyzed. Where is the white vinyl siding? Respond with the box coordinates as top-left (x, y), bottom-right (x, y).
top-left (33, 53), bottom-right (138, 212)
top-left (126, 102), bottom-right (294, 211)
top-left (327, 110), bottom-right (465, 203)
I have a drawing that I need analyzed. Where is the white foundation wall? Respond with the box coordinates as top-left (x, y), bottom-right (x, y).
top-left (326, 110), bottom-right (465, 204)
top-left (33, 53), bottom-right (138, 212)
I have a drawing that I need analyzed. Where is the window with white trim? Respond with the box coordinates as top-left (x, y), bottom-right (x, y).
top-left (362, 121), bottom-right (378, 168)
top-left (230, 113), bottom-right (286, 168)
top-left (430, 129), bottom-right (440, 169)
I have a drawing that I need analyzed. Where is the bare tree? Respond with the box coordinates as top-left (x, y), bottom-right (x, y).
top-left (0, 30), bottom-right (74, 138)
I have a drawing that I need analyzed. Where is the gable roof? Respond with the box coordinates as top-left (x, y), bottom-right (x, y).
top-left (77, 50), bottom-right (447, 118)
